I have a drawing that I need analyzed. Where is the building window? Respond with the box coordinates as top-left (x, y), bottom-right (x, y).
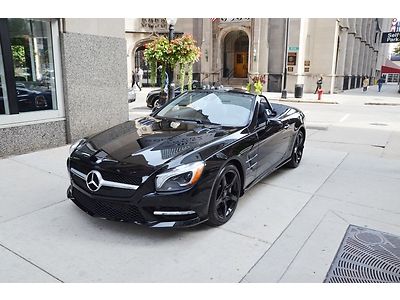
top-left (0, 18), bottom-right (64, 125)
top-left (0, 41), bottom-right (8, 114)
top-left (8, 18), bottom-right (57, 113)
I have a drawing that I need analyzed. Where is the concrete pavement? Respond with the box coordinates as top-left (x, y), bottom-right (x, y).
top-left (0, 84), bottom-right (399, 282)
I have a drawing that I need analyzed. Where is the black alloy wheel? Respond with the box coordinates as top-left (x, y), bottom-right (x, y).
top-left (207, 164), bottom-right (241, 226)
top-left (287, 130), bottom-right (305, 168)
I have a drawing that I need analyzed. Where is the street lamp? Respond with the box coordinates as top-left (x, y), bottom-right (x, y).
top-left (166, 18), bottom-right (177, 102)
top-left (281, 18), bottom-right (289, 99)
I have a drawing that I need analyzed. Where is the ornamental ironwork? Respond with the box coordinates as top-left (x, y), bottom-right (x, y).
top-left (219, 18), bottom-right (251, 23)
top-left (141, 18), bottom-right (167, 30)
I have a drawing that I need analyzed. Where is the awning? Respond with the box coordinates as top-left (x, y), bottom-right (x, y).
top-left (381, 59), bottom-right (400, 74)
top-left (382, 65), bottom-right (400, 74)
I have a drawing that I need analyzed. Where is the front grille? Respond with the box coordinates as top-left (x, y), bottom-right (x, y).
top-left (69, 160), bottom-right (143, 186)
top-left (72, 189), bottom-right (146, 223)
top-left (324, 225), bottom-right (400, 283)
top-left (101, 171), bottom-right (142, 186)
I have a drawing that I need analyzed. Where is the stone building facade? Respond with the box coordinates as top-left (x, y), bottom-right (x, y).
top-left (126, 18), bottom-right (391, 94)
top-left (0, 18), bottom-right (128, 157)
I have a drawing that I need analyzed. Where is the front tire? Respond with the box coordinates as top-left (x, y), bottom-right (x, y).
top-left (153, 98), bottom-right (160, 108)
top-left (286, 130), bottom-right (305, 168)
top-left (207, 164), bottom-right (241, 226)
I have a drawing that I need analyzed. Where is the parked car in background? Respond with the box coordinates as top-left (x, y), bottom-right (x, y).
top-left (1, 83), bottom-right (53, 113)
top-left (128, 88), bottom-right (136, 103)
top-left (67, 89), bottom-right (306, 228)
top-left (146, 80), bottom-right (200, 108)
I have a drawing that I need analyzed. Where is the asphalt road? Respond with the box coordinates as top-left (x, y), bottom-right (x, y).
top-left (0, 84), bottom-right (399, 282)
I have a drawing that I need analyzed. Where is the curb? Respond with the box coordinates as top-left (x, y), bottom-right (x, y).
top-left (364, 102), bottom-right (400, 106)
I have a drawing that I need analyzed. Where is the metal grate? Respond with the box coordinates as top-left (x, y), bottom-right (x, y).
top-left (72, 189), bottom-right (146, 223)
top-left (324, 225), bottom-right (400, 283)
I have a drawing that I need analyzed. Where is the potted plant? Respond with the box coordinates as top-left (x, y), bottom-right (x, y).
top-left (246, 74), bottom-right (266, 94)
top-left (143, 34), bottom-right (200, 92)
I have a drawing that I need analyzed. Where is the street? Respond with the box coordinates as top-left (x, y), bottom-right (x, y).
top-left (0, 84), bottom-right (399, 282)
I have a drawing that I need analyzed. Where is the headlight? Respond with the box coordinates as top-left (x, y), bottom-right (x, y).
top-left (69, 139), bottom-right (85, 156)
top-left (155, 161), bottom-right (205, 192)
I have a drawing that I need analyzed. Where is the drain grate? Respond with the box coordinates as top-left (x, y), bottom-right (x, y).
top-left (324, 225), bottom-right (400, 283)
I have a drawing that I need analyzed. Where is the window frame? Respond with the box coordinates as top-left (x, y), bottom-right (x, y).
top-left (0, 18), bottom-right (65, 127)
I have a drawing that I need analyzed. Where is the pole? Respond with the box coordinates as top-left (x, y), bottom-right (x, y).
top-left (281, 18), bottom-right (289, 99)
top-left (167, 23), bottom-right (175, 102)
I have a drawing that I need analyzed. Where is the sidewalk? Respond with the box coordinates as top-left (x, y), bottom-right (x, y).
top-left (0, 143), bottom-right (399, 282)
top-left (264, 83), bottom-right (400, 105)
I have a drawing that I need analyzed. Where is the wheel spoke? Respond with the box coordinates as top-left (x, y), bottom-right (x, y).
top-left (226, 173), bottom-right (237, 190)
top-left (221, 176), bottom-right (227, 190)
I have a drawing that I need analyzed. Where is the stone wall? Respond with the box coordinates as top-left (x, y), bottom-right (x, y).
top-left (0, 120), bottom-right (66, 157)
top-left (61, 32), bottom-right (128, 143)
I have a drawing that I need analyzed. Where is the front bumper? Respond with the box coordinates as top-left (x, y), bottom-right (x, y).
top-left (67, 181), bottom-right (210, 228)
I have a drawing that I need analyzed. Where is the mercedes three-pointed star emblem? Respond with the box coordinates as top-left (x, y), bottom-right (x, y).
top-left (86, 170), bottom-right (102, 192)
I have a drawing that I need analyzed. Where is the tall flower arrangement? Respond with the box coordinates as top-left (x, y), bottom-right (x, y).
top-left (143, 34), bottom-right (200, 91)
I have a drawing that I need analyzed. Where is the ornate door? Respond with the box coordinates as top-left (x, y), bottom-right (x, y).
top-left (234, 52), bottom-right (248, 78)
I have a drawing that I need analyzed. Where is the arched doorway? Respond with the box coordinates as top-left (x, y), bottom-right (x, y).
top-left (134, 41), bottom-right (161, 87)
top-left (223, 31), bottom-right (249, 78)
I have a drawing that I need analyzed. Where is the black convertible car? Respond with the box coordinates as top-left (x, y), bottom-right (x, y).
top-left (67, 89), bottom-right (306, 228)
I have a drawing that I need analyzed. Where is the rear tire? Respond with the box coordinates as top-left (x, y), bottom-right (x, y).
top-left (286, 130), bottom-right (305, 168)
top-left (206, 164), bottom-right (241, 226)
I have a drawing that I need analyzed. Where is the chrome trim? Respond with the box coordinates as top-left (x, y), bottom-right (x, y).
top-left (247, 162), bottom-right (258, 170)
top-left (70, 168), bottom-right (86, 180)
top-left (151, 222), bottom-right (176, 228)
top-left (70, 168), bottom-right (139, 190)
top-left (153, 211), bottom-right (196, 216)
top-left (102, 180), bottom-right (138, 190)
top-left (246, 153), bottom-right (258, 163)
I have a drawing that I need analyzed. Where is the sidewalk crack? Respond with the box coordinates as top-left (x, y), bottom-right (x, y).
top-left (0, 243), bottom-right (64, 282)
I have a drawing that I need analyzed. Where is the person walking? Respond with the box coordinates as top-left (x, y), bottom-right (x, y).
top-left (362, 76), bottom-right (369, 92)
top-left (131, 70), bottom-right (136, 89)
top-left (132, 68), bottom-right (141, 91)
top-left (137, 67), bottom-right (144, 89)
top-left (377, 76), bottom-right (384, 92)
top-left (314, 76), bottom-right (323, 94)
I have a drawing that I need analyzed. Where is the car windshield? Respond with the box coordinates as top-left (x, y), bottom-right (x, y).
top-left (155, 91), bottom-right (255, 127)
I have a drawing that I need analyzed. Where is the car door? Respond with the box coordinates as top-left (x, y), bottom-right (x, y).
top-left (255, 97), bottom-right (289, 177)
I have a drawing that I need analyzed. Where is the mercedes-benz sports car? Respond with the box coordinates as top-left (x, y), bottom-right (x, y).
top-left (67, 89), bottom-right (306, 228)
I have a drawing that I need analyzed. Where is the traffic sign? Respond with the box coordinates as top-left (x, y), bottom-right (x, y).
top-left (381, 32), bottom-right (400, 43)
top-left (288, 46), bottom-right (299, 51)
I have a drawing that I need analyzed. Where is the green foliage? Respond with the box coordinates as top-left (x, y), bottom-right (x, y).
top-left (247, 74), bottom-right (266, 94)
top-left (149, 61), bottom-right (157, 86)
top-left (143, 34), bottom-right (201, 88)
top-left (187, 64), bottom-right (193, 91)
top-left (179, 63), bottom-right (185, 93)
top-left (11, 45), bottom-right (26, 67)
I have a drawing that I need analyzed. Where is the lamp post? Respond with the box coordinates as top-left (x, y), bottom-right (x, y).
top-left (166, 18), bottom-right (177, 102)
top-left (281, 18), bottom-right (289, 99)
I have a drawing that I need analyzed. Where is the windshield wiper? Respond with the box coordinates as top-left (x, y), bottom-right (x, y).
top-left (174, 118), bottom-right (221, 126)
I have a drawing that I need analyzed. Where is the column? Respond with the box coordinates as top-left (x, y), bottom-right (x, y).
top-left (334, 18), bottom-right (349, 92)
top-left (351, 18), bottom-right (362, 89)
top-left (357, 18), bottom-right (367, 86)
top-left (344, 18), bottom-right (356, 90)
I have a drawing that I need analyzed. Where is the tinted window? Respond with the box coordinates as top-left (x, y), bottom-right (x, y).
top-left (156, 91), bottom-right (255, 126)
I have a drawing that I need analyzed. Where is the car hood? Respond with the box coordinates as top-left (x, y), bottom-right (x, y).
top-left (73, 116), bottom-right (240, 175)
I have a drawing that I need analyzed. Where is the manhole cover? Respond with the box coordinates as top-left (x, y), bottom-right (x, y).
top-left (324, 225), bottom-right (400, 283)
